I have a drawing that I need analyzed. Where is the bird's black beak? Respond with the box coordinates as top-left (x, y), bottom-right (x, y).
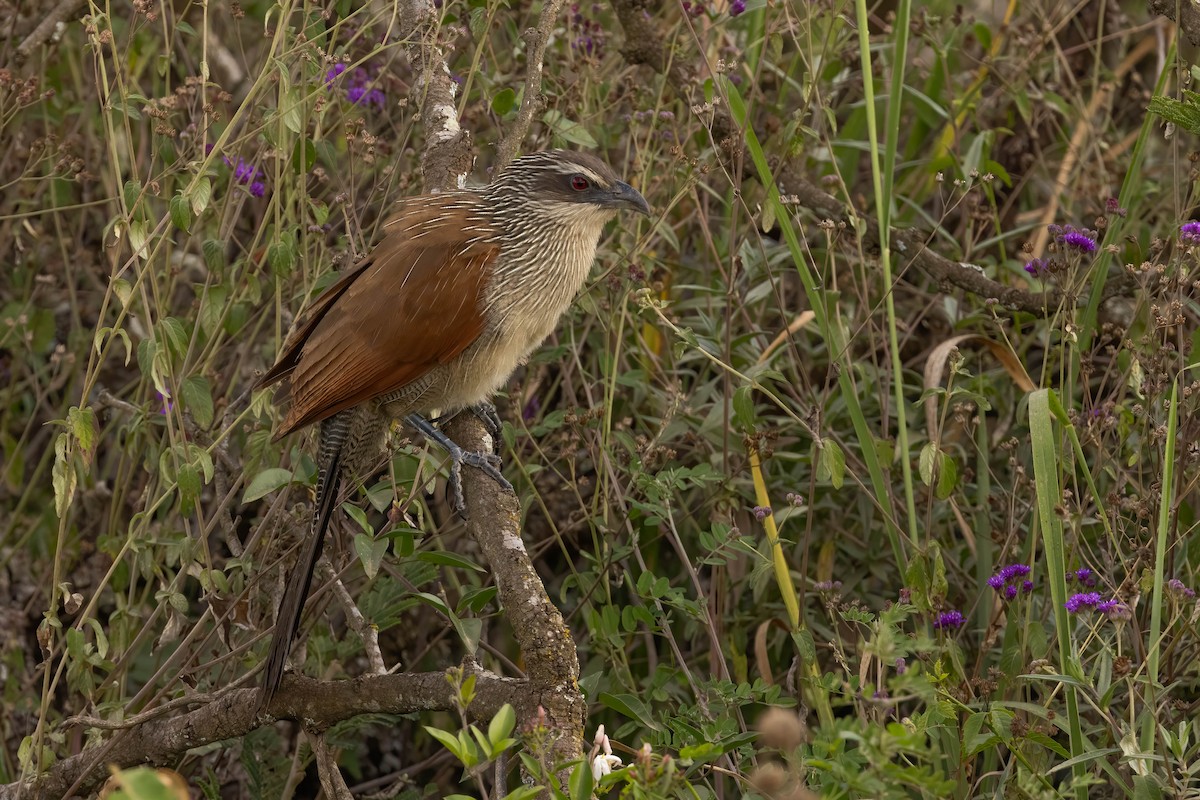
top-left (611, 181), bottom-right (651, 216)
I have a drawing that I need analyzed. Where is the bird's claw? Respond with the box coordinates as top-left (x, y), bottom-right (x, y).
top-left (448, 449), bottom-right (514, 518)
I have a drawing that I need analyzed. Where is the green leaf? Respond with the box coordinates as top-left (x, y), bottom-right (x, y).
top-left (267, 239), bottom-right (295, 276)
top-left (281, 87), bottom-right (304, 133)
top-left (354, 534), bottom-right (388, 580)
top-left (816, 439), bottom-right (845, 488)
top-left (424, 726), bottom-right (466, 761)
top-left (202, 239), bottom-right (225, 272)
top-left (598, 692), bottom-right (662, 730)
top-left (491, 88), bottom-right (517, 116)
top-left (488, 704), bottom-right (516, 746)
top-left (416, 551), bottom-right (484, 572)
top-left (242, 467), bottom-right (296, 503)
top-left (178, 463), bottom-right (201, 514)
top-left (732, 385), bottom-right (754, 431)
top-left (68, 406), bottom-right (96, 462)
top-left (159, 317), bottom-right (190, 358)
top-left (189, 176), bottom-right (212, 216)
top-left (180, 376), bottom-right (213, 428)
top-left (293, 137), bottom-right (317, 173)
top-left (569, 757), bottom-right (594, 800)
top-left (169, 192), bottom-right (191, 232)
top-left (542, 109), bottom-right (598, 147)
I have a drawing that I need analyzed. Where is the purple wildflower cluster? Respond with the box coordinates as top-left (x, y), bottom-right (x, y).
top-left (1167, 578), bottom-right (1196, 599)
top-left (1065, 592), bottom-right (1126, 617)
top-left (680, 0), bottom-right (705, 16)
top-left (325, 63), bottom-right (386, 109)
top-left (1048, 224), bottom-right (1098, 253)
top-left (1105, 197), bottom-right (1127, 217)
top-left (933, 610), bottom-right (965, 630)
top-left (569, 4), bottom-right (606, 58)
top-left (1068, 567), bottom-right (1097, 588)
top-left (730, 0), bottom-right (746, 14)
top-left (224, 156), bottom-right (265, 197)
top-left (1180, 221), bottom-right (1200, 246)
top-left (987, 563), bottom-right (1033, 600)
top-left (752, 505), bottom-right (771, 521)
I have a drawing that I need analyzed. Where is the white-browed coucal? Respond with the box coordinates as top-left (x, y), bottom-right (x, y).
top-left (255, 150), bottom-right (650, 707)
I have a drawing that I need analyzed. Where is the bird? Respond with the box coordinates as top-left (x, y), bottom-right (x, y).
top-left (255, 150), bottom-right (650, 709)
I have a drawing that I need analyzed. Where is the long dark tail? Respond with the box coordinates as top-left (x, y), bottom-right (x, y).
top-left (259, 415), bottom-right (348, 711)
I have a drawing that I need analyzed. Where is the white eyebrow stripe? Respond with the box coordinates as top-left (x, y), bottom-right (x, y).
top-left (552, 165), bottom-right (607, 184)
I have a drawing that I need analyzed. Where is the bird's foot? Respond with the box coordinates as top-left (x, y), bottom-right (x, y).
top-left (467, 402), bottom-right (503, 454)
top-left (447, 449), bottom-right (513, 517)
top-left (430, 403), bottom-right (504, 454)
top-left (404, 413), bottom-right (514, 518)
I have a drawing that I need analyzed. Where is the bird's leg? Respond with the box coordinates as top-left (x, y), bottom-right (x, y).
top-left (430, 402), bottom-right (504, 455)
top-left (405, 413), bottom-right (513, 516)
top-left (259, 412), bottom-right (349, 712)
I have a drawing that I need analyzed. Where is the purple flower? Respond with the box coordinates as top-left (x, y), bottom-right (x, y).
top-left (988, 564), bottom-right (1032, 601)
top-left (222, 156), bottom-right (267, 197)
top-left (567, 3), bottom-right (606, 58)
top-left (325, 63), bottom-right (347, 85)
top-left (1167, 578), bottom-right (1196, 599)
top-left (1069, 568), bottom-right (1097, 587)
top-left (1062, 231), bottom-right (1097, 252)
top-left (814, 580), bottom-right (842, 593)
top-left (1050, 224), bottom-right (1098, 253)
top-left (156, 390), bottom-right (173, 415)
top-left (1096, 599), bottom-right (1129, 619)
top-left (1024, 257), bottom-right (1050, 277)
top-left (1065, 592), bottom-right (1102, 613)
top-left (894, 657), bottom-right (906, 675)
top-left (752, 505), bottom-right (771, 521)
top-left (730, 0), bottom-right (746, 14)
top-left (326, 64), bottom-right (387, 109)
top-left (1105, 197), bottom-right (1127, 217)
top-left (933, 610), bottom-right (965, 630)
top-left (1181, 221), bottom-right (1200, 246)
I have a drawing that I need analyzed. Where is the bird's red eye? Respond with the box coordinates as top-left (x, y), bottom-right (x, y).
top-left (570, 175), bottom-right (590, 191)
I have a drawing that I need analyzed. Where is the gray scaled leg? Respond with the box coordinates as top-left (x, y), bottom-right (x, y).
top-left (405, 413), bottom-right (513, 516)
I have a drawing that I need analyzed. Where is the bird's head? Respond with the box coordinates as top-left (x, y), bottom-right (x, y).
top-left (484, 150), bottom-right (651, 229)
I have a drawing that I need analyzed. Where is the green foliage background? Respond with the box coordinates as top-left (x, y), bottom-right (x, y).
top-left (2, 0), bottom-right (1200, 797)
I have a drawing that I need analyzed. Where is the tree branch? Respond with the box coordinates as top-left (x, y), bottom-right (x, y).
top-left (447, 414), bottom-right (586, 789)
top-left (2, 671), bottom-right (525, 800)
top-left (494, 0), bottom-right (570, 172)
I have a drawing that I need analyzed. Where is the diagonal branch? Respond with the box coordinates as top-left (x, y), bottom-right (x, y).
top-left (495, 0), bottom-right (570, 172)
